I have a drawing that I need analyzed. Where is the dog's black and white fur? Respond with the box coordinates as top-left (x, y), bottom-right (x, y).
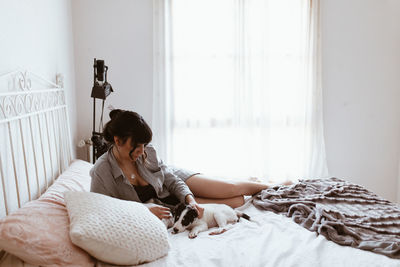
top-left (171, 203), bottom-right (250, 239)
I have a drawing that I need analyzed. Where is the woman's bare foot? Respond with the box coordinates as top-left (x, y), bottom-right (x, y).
top-left (248, 176), bottom-right (263, 183)
top-left (247, 177), bottom-right (294, 187)
top-left (282, 180), bottom-right (294, 186)
top-left (266, 180), bottom-right (294, 187)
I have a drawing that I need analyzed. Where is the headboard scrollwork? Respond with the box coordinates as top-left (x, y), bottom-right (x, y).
top-left (0, 69), bottom-right (72, 218)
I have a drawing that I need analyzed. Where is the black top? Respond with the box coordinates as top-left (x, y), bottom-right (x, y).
top-left (133, 184), bottom-right (157, 202)
top-left (133, 184), bottom-right (180, 206)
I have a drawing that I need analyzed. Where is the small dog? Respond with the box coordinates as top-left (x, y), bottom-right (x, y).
top-left (171, 203), bottom-right (250, 239)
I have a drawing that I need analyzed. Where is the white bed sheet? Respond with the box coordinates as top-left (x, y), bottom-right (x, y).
top-left (100, 202), bottom-right (400, 267)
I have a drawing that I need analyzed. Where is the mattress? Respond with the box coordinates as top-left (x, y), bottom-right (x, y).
top-left (98, 202), bottom-right (400, 267)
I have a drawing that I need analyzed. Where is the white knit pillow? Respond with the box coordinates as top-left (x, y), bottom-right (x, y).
top-left (64, 192), bottom-right (170, 265)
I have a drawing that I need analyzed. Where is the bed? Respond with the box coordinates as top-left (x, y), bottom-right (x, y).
top-left (0, 70), bottom-right (399, 267)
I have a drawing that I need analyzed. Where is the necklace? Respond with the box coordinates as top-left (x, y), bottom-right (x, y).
top-left (113, 146), bottom-right (136, 180)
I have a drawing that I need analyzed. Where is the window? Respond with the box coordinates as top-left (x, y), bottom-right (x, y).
top-left (153, 0), bottom-right (328, 182)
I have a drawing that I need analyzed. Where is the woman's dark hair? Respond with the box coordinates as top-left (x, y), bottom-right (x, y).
top-left (103, 109), bottom-right (152, 160)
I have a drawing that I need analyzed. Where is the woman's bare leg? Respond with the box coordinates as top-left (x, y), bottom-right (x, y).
top-left (185, 175), bottom-right (270, 199)
top-left (195, 196), bottom-right (245, 209)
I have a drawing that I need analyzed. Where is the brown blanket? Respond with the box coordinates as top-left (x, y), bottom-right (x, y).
top-left (253, 177), bottom-right (400, 259)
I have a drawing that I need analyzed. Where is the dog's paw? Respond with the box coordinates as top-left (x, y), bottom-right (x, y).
top-left (188, 232), bottom-right (198, 239)
top-left (209, 228), bottom-right (228, 235)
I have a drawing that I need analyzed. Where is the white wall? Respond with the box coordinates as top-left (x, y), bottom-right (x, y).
top-left (0, 0), bottom-right (77, 157)
top-left (321, 0), bottom-right (400, 202)
top-left (71, 0), bottom-right (400, 202)
top-left (71, 0), bottom-right (153, 160)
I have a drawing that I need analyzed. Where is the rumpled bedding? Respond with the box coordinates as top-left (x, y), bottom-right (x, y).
top-left (253, 177), bottom-right (400, 259)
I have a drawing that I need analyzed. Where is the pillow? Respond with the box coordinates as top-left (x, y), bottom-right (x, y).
top-left (0, 199), bottom-right (94, 267)
top-left (40, 159), bottom-right (93, 204)
top-left (0, 160), bottom-right (94, 267)
top-left (64, 192), bottom-right (170, 266)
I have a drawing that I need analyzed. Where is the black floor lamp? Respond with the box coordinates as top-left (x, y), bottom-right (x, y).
top-left (91, 58), bottom-right (113, 163)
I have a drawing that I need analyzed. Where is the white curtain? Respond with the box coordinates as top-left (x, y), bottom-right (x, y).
top-left (153, 0), bottom-right (328, 182)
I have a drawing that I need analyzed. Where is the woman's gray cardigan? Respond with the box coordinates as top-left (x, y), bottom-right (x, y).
top-left (90, 144), bottom-right (195, 203)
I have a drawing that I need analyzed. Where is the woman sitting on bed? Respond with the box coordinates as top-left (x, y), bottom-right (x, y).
top-left (90, 109), bottom-right (280, 220)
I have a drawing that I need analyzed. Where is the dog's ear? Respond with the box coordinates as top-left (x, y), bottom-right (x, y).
top-left (187, 207), bottom-right (198, 219)
top-left (181, 207), bottom-right (198, 227)
top-left (174, 203), bottom-right (186, 222)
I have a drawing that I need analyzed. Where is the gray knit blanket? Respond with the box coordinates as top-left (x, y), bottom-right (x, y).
top-left (253, 177), bottom-right (400, 259)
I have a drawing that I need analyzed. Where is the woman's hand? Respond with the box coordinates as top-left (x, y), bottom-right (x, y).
top-left (146, 203), bottom-right (172, 220)
top-left (185, 194), bottom-right (204, 219)
top-left (190, 203), bottom-right (204, 219)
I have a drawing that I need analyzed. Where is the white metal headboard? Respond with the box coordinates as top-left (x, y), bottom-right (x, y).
top-left (0, 69), bottom-right (72, 218)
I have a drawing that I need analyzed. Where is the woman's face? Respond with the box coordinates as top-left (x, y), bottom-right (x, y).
top-left (115, 137), bottom-right (145, 161)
